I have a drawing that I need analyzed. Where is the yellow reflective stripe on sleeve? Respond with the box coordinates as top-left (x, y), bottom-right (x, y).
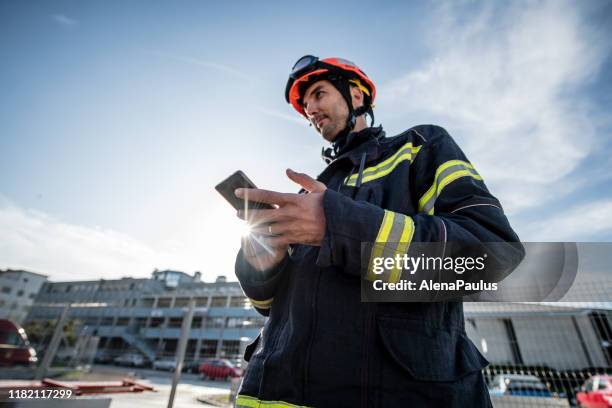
top-left (345, 143), bottom-right (421, 186)
top-left (418, 160), bottom-right (482, 215)
top-left (366, 210), bottom-right (395, 281)
top-left (367, 210), bottom-right (415, 283)
top-left (388, 215), bottom-right (415, 284)
top-left (236, 395), bottom-right (312, 408)
top-left (249, 297), bottom-right (274, 309)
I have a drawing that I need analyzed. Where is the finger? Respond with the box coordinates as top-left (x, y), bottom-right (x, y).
top-left (250, 221), bottom-right (293, 236)
top-left (286, 169), bottom-right (327, 193)
top-left (260, 235), bottom-right (289, 248)
top-left (241, 208), bottom-right (291, 225)
top-left (235, 188), bottom-right (293, 206)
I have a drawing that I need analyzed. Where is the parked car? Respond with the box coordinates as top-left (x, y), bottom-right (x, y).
top-left (113, 353), bottom-right (147, 367)
top-left (576, 375), bottom-right (612, 408)
top-left (153, 358), bottom-right (177, 371)
top-left (0, 319), bottom-right (37, 367)
top-left (489, 374), bottom-right (553, 398)
top-left (199, 358), bottom-right (242, 380)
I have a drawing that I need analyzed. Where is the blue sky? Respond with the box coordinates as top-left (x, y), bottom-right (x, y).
top-left (1, 0), bottom-right (611, 282)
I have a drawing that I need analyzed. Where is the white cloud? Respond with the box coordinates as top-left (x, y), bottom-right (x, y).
top-left (0, 196), bottom-right (247, 283)
top-left (380, 1), bottom-right (608, 215)
top-left (519, 199), bottom-right (612, 241)
top-left (0, 198), bottom-right (165, 281)
top-left (52, 14), bottom-right (79, 28)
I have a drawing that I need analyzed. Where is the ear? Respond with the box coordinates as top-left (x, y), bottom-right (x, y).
top-left (350, 85), bottom-right (364, 110)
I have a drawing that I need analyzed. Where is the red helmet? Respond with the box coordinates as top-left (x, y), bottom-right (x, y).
top-left (285, 55), bottom-right (376, 118)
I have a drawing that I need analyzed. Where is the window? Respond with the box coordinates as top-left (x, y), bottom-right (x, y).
top-left (226, 317), bottom-right (243, 328)
top-left (229, 296), bottom-right (248, 308)
top-left (191, 317), bottom-right (202, 329)
top-left (195, 297), bottom-right (208, 307)
top-left (1, 287), bottom-right (11, 294)
top-left (28, 293), bottom-right (36, 299)
top-left (210, 296), bottom-right (227, 307)
top-left (23, 278), bottom-right (29, 283)
top-left (140, 298), bottom-right (155, 307)
top-left (16, 290), bottom-right (24, 297)
top-left (116, 317), bottom-right (130, 326)
top-left (220, 340), bottom-right (240, 358)
top-left (199, 340), bottom-right (217, 358)
top-left (149, 317), bottom-right (164, 328)
top-left (100, 317), bottom-right (114, 326)
top-left (174, 297), bottom-right (190, 307)
top-left (205, 317), bottom-right (224, 328)
top-left (157, 298), bottom-right (172, 308)
top-left (168, 318), bottom-right (183, 328)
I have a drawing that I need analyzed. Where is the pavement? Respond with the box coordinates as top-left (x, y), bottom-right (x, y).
top-left (0, 364), bottom-right (233, 408)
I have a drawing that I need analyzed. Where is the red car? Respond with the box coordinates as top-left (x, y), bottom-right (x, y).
top-left (577, 375), bottom-right (612, 408)
top-left (0, 319), bottom-right (38, 367)
top-left (199, 358), bottom-right (241, 380)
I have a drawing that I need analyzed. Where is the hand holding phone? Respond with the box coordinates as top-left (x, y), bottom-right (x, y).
top-left (215, 170), bottom-right (274, 211)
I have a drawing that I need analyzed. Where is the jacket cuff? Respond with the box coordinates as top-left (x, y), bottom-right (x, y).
top-left (318, 189), bottom-right (384, 275)
top-left (235, 248), bottom-right (288, 301)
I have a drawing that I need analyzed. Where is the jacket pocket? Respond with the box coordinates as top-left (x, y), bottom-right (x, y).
top-left (243, 332), bottom-right (261, 362)
top-left (376, 317), bottom-right (488, 382)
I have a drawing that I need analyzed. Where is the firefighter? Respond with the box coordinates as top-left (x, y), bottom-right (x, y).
top-left (233, 55), bottom-right (524, 407)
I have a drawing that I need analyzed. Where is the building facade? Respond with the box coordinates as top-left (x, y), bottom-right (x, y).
top-left (0, 269), bottom-right (48, 325)
top-left (465, 303), bottom-right (612, 370)
top-left (26, 270), bottom-right (264, 364)
top-left (25, 269), bottom-right (611, 371)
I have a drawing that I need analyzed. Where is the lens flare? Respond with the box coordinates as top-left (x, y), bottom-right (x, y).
top-left (241, 222), bottom-right (252, 237)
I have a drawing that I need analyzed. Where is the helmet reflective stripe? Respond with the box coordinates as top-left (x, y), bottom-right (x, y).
top-left (348, 79), bottom-right (370, 97)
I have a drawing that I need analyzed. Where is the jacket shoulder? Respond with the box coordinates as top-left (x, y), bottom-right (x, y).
top-left (382, 124), bottom-right (454, 151)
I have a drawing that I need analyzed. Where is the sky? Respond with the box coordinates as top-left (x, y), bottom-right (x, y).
top-left (1, 0), bottom-right (612, 283)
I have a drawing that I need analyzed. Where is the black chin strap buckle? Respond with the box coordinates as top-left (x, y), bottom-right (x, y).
top-left (321, 147), bottom-right (334, 164)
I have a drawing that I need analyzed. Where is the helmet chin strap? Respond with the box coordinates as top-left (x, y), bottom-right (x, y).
top-left (320, 76), bottom-right (376, 164)
top-left (328, 76), bottom-right (374, 139)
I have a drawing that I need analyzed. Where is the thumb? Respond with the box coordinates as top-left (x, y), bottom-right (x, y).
top-left (286, 169), bottom-right (326, 193)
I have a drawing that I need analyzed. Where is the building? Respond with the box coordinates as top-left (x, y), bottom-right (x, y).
top-left (26, 270), bottom-right (264, 363)
top-left (465, 303), bottom-right (612, 370)
top-left (25, 269), bottom-right (612, 371)
top-left (0, 269), bottom-right (48, 324)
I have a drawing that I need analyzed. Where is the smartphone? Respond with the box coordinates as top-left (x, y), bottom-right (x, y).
top-left (215, 170), bottom-right (274, 210)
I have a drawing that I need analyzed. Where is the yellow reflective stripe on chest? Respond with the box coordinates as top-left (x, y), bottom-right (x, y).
top-left (236, 395), bottom-right (312, 407)
top-left (345, 143), bottom-right (422, 186)
top-left (366, 210), bottom-right (415, 283)
top-left (418, 160), bottom-right (482, 215)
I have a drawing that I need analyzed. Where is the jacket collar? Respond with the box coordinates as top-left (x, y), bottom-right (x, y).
top-left (322, 126), bottom-right (385, 165)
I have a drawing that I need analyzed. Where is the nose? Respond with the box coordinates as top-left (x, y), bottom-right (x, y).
top-left (303, 99), bottom-right (318, 119)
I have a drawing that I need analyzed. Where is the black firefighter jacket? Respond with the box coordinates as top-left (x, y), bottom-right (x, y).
top-left (234, 124), bottom-right (524, 408)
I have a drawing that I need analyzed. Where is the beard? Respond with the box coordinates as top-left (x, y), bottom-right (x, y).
top-left (317, 116), bottom-right (346, 142)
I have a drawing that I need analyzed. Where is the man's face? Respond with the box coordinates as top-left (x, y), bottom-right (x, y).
top-left (302, 80), bottom-right (349, 142)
